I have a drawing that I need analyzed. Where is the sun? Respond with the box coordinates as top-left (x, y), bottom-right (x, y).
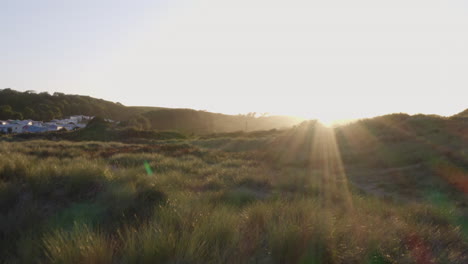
top-left (320, 118), bottom-right (355, 127)
top-left (317, 117), bottom-right (336, 127)
top-left (308, 113), bottom-right (356, 128)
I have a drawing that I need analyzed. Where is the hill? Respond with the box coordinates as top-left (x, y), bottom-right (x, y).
top-left (1, 113), bottom-right (468, 263)
top-left (453, 108), bottom-right (468, 118)
top-left (0, 89), bottom-right (303, 133)
top-left (260, 113), bottom-right (468, 204)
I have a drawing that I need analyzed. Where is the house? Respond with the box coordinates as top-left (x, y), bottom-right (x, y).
top-left (46, 124), bottom-right (63, 131)
top-left (0, 125), bottom-right (12, 133)
top-left (13, 120), bottom-right (33, 126)
top-left (23, 125), bottom-right (49, 133)
top-left (61, 122), bottom-right (80, 131)
top-left (31, 121), bottom-right (43, 126)
top-left (69, 115), bottom-right (91, 123)
top-left (1, 116), bottom-right (94, 134)
top-left (3, 120), bottom-right (32, 133)
top-left (3, 123), bottom-right (25, 133)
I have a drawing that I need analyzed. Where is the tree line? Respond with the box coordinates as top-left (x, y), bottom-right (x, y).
top-left (0, 89), bottom-right (130, 121)
top-left (0, 88), bottom-right (303, 133)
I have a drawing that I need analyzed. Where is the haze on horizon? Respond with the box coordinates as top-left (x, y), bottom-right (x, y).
top-left (1, 0), bottom-right (467, 124)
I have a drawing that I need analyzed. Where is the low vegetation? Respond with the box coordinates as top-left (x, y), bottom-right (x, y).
top-left (0, 113), bottom-right (467, 263)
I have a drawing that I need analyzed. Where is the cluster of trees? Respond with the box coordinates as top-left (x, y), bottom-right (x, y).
top-left (0, 105), bottom-right (23, 120)
top-left (0, 89), bottom-right (130, 121)
top-left (0, 88), bottom-right (303, 133)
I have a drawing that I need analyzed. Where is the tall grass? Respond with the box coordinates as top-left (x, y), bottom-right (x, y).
top-left (0, 139), bottom-right (467, 263)
top-left (43, 224), bottom-right (113, 264)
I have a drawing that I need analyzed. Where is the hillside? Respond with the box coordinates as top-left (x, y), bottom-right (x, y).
top-left (260, 113), bottom-right (468, 204)
top-left (0, 89), bottom-right (303, 133)
top-left (453, 108), bottom-right (468, 118)
top-left (1, 114), bottom-right (468, 263)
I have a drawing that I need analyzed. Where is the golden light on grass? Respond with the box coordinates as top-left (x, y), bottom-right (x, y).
top-left (310, 124), bottom-right (354, 210)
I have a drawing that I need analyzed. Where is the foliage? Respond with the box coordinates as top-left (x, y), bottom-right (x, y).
top-left (0, 89), bottom-right (302, 133)
top-left (0, 113), bottom-right (467, 263)
top-left (0, 88), bottom-right (129, 121)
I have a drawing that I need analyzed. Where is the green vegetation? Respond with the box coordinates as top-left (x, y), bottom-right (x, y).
top-left (0, 113), bottom-right (467, 263)
top-left (0, 89), bottom-right (302, 133)
top-left (0, 89), bottom-right (129, 121)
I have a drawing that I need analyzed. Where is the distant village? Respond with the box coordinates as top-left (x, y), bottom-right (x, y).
top-left (0, 115), bottom-right (97, 134)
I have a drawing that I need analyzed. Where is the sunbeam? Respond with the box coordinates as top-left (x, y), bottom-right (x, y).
top-left (311, 124), bottom-right (354, 210)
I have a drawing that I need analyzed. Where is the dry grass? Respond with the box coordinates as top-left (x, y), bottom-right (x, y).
top-left (0, 132), bottom-right (467, 263)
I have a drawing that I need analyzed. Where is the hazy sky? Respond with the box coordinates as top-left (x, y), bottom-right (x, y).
top-left (2, 0), bottom-right (467, 123)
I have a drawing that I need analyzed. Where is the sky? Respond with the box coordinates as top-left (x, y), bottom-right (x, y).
top-left (1, 0), bottom-right (468, 124)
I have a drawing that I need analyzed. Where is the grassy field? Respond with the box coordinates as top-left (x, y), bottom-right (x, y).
top-left (1, 118), bottom-right (467, 263)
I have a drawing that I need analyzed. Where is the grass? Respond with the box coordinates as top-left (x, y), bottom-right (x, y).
top-left (0, 117), bottom-right (467, 263)
top-left (43, 224), bottom-right (113, 264)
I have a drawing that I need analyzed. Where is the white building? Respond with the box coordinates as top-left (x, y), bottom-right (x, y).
top-left (0, 115), bottom-right (97, 134)
top-left (46, 124), bottom-right (63, 131)
top-left (69, 115), bottom-right (93, 123)
top-left (8, 123), bottom-right (25, 133)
